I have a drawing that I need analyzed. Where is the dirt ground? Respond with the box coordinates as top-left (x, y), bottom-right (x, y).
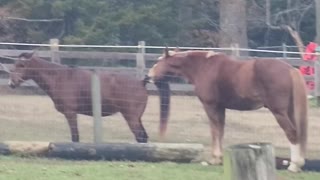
top-left (0, 91), bottom-right (319, 160)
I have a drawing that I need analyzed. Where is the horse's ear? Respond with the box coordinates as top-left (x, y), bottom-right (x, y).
top-left (164, 46), bottom-right (170, 58)
top-left (18, 51), bottom-right (35, 61)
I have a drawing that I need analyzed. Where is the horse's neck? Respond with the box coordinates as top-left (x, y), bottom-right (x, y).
top-left (31, 61), bottom-right (62, 96)
top-left (181, 58), bottom-right (210, 84)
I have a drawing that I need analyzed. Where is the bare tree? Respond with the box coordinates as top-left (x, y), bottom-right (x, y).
top-left (263, 0), bottom-right (313, 57)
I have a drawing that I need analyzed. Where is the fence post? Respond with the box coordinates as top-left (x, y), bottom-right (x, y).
top-left (91, 70), bottom-right (103, 143)
top-left (282, 43), bottom-right (287, 58)
top-left (224, 143), bottom-right (276, 180)
top-left (231, 43), bottom-right (240, 57)
top-left (136, 41), bottom-right (146, 79)
top-left (315, 60), bottom-right (320, 106)
top-left (50, 38), bottom-right (61, 64)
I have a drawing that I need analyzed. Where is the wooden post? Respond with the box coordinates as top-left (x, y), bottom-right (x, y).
top-left (91, 70), bottom-right (103, 143)
top-left (282, 43), bottom-right (287, 58)
top-left (315, 60), bottom-right (320, 106)
top-left (136, 41), bottom-right (146, 79)
top-left (50, 38), bottom-right (60, 64)
top-left (224, 143), bottom-right (276, 180)
top-left (231, 43), bottom-right (240, 57)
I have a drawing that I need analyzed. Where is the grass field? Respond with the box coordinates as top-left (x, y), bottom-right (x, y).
top-left (0, 156), bottom-right (319, 180)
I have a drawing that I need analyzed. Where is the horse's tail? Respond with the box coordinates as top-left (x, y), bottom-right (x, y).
top-left (155, 80), bottom-right (170, 138)
top-left (290, 68), bottom-right (308, 158)
top-left (142, 76), bottom-right (171, 138)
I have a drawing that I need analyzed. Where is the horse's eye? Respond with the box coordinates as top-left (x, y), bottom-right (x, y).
top-left (17, 63), bottom-right (25, 68)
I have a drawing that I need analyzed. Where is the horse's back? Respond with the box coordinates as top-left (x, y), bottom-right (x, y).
top-left (253, 59), bottom-right (294, 108)
top-left (63, 70), bottom-right (147, 116)
top-left (99, 72), bottom-right (148, 116)
top-left (214, 58), bottom-right (294, 110)
top-left (253, 59), bottom-right (293, 92)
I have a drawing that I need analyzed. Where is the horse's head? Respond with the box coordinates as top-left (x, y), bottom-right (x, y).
top-left (148, 47), bottom-right (186, 83)
top-left (8, 52), bottom-right (35, 88)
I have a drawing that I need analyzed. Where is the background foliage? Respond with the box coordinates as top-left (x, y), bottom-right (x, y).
top-left (0, 0), bottom-right (316, 49)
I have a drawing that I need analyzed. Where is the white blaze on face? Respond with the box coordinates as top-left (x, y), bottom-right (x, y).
top-left (148, 64), bottom-right (158, 83)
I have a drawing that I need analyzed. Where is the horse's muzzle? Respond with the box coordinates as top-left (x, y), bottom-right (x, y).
top-left (8, 80), bottom-right (17, 89)
top-left (143, 75), bottom-right (155, 83)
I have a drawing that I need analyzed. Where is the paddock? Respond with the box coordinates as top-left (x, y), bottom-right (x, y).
top-left (0, 87), bottom-right (319, 161)
top-left (0, 47), bottom-right (320, 178)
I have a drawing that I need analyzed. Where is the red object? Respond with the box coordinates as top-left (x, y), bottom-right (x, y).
top-left (300, 42), bottom-right (317, 90)
top-left (303, 42), bottom-right (317, 61)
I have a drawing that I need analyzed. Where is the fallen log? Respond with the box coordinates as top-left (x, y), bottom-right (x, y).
top-left (48, 142), bottom-right (204, 163)
top-left (0, 142), bottom-right (10, 155)
top-left (0, 141), bottom-right (49, 156)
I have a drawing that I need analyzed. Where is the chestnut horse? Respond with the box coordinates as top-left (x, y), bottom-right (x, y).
top-left (147, 48), bottom-right (308, 172)
top-left (6, 52), bottom-right (170, 143)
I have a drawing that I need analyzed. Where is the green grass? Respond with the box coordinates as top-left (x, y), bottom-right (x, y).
top-left (309, 97), bottom-right (319, 108)
top-left (0, 156), bottom-right (320, 180)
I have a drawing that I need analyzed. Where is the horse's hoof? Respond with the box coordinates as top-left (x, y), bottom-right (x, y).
top-left (208, 158), bottom-right (223, 166)
top-left (287, 162), bottom-right (302, 173)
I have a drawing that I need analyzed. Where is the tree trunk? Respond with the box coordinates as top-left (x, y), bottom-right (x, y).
top-left (282, 25), bottom-right (305, 59)
top-left (219, 0), bottom-right (248, 56)
top-left (315, 0), bottom-right (320, 43)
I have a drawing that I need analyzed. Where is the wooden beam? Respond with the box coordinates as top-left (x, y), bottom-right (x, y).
top-left (47, 142), bottom-right (204, 163)
top-left (58, 51), bottom-right (137, 60)
top-left (0, 141), bottom-right (49, 156)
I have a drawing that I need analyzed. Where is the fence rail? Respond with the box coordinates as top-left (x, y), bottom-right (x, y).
top-left (0, 39), bottom-right (318, 96)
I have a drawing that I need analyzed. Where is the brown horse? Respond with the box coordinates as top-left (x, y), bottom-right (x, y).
top-left (6, 52), bottom-right (170, 143)
top-left (147, 48), bottom-right (308, 172)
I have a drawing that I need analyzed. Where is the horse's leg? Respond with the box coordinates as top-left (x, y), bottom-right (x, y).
top-left (121, 110), bottom-right (148, 143)
top-left (203, 103), bottom-right (225, 165)
top-left (270, 109), bottom-right (304, 172)
top-left (287, 104), bottom-right (306, 172)
top-left (64, 112), bottom-right (79, 142)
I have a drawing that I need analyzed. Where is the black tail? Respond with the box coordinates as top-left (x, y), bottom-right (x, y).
top-left (142, 76), bottom-right (171, 137)
top-left (155, 79), bottom-right (170, 137)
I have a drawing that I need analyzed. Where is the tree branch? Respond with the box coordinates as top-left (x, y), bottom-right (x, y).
top-left (1, 16), bottom-right (63, 22)
top-left (296, 3), bottom-right (313, 33)
top-left (265, 0), bottom-right (270, 26)
top-left (282, 25), bottom-right (305, 58)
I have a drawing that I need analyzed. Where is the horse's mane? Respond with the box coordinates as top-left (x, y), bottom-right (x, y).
top-left (18, 52), bottom-right (68, 69)
top-left (18, 52), bottom-right (34, 59)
